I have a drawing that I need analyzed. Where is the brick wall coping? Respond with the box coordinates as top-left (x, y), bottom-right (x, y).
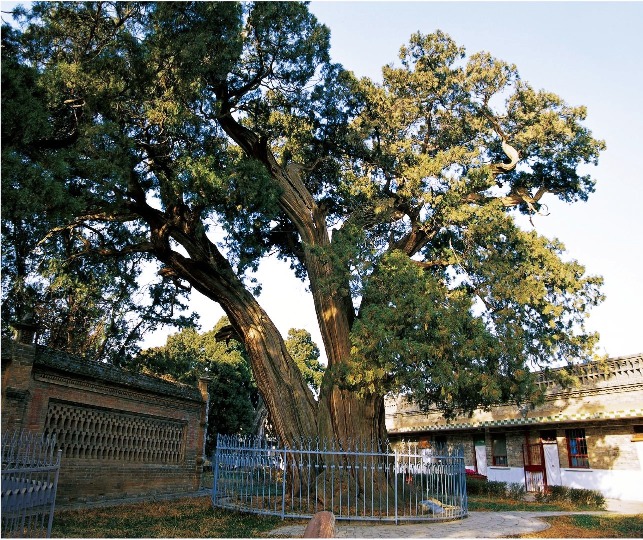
top-left (389, 407), bottom-right (643, 435)
top-left (32, 345), bottom-right (203, 402)
top-left (534, 353), bottom-right (642, 388)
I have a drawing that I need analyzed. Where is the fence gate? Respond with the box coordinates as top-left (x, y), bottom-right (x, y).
top-left (522, 443), bottom-right (546, 492)
top-left (1, 431), bottom-right (62, 538)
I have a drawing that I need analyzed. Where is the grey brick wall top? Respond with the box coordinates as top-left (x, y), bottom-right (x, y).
top-left (33, 345), bottom-right (203, 402)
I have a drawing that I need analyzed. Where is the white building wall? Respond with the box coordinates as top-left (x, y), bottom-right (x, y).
top-left (486, 466), bottom-right (643, 502)
top-left (561, 468), bottom-right (643, 502)
top-left (486, 466), bottom-right (525, 485)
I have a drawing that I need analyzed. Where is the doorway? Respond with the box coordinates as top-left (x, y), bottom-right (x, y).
top-left (523, 442), bottom-right (546, 492)
top-left (474, 436), bottom-right (487, 476)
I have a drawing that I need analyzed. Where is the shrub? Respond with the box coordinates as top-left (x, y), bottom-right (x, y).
top-left (486, 480), bottom-right (508, 497)
top-left (466, 477), bottom-right (487, 495)
top-left (465, 477), bottom-right (508, 497)
top-left (568, 487), bottom-right (606, 508)
top-left (548, 485), bottom-right (571, 501)
top-left (506, 482), bottom-right (526, 498)
top-left (534, 488), bottom-right (547, 503)
top-left (534, 485), bottom-right (605, 509)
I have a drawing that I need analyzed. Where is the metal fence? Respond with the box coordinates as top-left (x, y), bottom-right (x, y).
top-left (212, 434), bottom-right (467, 522)
top-left (1, 431), bottom-right (62, 538)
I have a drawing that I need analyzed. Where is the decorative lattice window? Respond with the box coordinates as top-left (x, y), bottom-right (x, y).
top-left (43, 400), bottom-right (186, 463)
top-left (565, 428), bottom-right (589, 468)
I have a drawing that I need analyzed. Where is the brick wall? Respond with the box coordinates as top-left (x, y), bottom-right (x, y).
top-left (385, 353), bottom-right (643, 436)
top-left (1, 339), bottom-right (208, 504)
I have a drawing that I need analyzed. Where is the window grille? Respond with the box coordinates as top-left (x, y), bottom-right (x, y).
top-left (565, 428), bottom-right (589, 468)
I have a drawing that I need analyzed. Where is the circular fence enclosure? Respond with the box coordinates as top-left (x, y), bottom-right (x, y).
top-left (211, 434), bottom-right (467, 523)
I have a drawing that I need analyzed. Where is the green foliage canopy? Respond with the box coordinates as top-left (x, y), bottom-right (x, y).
top-left (1, 15), bottom-right (196, 362)
top-left (1, 3), bottom-right (606, 429)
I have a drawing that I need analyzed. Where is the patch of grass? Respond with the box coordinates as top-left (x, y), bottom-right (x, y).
top-left (516, 514), bottom-right (643, 538)
top-left (52, 496), bottom-right (290, 538)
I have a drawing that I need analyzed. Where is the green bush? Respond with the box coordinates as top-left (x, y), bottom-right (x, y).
top-left (548, 485), bottom-right (571, 501)
top-left (534, 489), bottom-right (547, 503)
top-left (534, 486), bottom-right (605, 509)
top-left (465, 477), bottom-right (507, 497)
top-left (506, 482), bottom-right (526, 498)
top-left (568, 487), bottom-right (606, 508)
top-left (486, 480), bottom-right (508, 496)
top-left (465, 477), bottom-right (487, 495)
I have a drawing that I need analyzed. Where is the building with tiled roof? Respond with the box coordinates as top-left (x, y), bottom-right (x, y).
top-left (385, 353), bottom-right (643, 501)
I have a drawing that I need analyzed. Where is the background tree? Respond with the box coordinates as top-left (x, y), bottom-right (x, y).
top-left (1, 2), bottom-right (605, 450)
top-left (285, 328), bottom-right (325, 396)
top-left (133, 317), bottom-right (258, 454)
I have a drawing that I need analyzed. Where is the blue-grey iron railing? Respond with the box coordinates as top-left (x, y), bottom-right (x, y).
top-left (212, 435), bottom-right (467, 522)
top-left (1, 431), bottom-right (62, 538)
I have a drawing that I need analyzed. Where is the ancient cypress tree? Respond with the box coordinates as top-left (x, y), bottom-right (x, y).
top-left (2, 2), bottom-right (605, 448)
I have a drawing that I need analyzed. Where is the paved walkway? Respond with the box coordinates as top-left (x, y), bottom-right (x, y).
top-left (266, 499), bottom-right (643, 538)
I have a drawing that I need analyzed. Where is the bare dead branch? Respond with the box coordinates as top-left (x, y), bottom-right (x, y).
top-left (491, 139), bottom-right (520, 176)
top-left (409, 258), bottom-right (450, 270)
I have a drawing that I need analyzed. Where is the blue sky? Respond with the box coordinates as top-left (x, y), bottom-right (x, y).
top-left (3, 1), bottom-right (641, 360)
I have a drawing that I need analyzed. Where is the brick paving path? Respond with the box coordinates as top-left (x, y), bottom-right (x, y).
top-left (267, 499), bottom-right (643, 538)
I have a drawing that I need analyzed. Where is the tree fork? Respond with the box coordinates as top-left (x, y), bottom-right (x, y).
top-left (217, 104), bottom-right (387, 447)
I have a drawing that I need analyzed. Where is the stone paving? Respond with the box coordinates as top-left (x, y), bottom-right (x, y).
top-left (266, 499), bottom-right (643, 538)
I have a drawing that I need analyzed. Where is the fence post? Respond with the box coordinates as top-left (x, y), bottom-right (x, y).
top-left (394, 449), bottom-right (398, 525)
top-left (281, 446), bottom-right (287, 519)
top-left (212, 435), bottom-right (220, 505)
top-left (46, 449), bottom-right (62, 538)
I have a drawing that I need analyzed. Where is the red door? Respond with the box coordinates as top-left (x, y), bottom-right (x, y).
top-left (522, 443), bottom-right (547, 492)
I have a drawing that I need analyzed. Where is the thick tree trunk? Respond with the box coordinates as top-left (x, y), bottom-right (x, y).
top-left (216, 109), bottom-right (387, 448)
top-left (145, 222), bottom-right (319, 447)
top-left (318, 387), bottom-right (387, 447)
top-left (208, 289), bottom-right (319, 446)
top-left (304, 222), bottom-right (387, 448)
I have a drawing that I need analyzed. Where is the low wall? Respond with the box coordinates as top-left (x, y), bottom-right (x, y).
top-left (1, 340), bottom-right (208, 504)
